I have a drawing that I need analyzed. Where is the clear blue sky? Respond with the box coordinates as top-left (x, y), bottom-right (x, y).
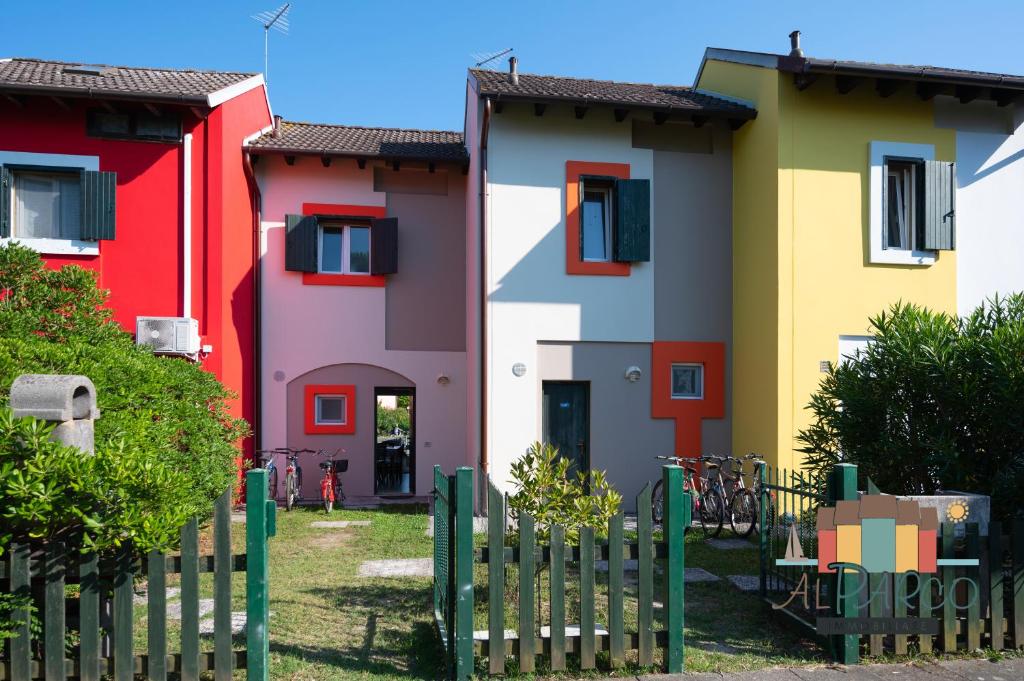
top-left (7, 1), bottom-right (1021, 131)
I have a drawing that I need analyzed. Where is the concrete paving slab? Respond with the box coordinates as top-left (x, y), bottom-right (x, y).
top-left (685, 567), bottom-right (720, 582)
top-left (540, 623), bottom-right (609, 638)
top-left (472, 628), bottom-right (517, 641)
top-left (230, 513), bottom-right (246, 524)
top-left (199, 612), bottom-right (247, 635)
top-left (168, 598), bottom-right (213, 620)
top-left (791, 665), bottom-right (871, 681)
top-left (858, 662), bottom-right (962, 681)
top-left (727, 575), bottom-right (760, 592)
top-left (707, 538), bottom-right (758, 550)
top-left (426, 515), bottom-right (488, 536)
top-left (357, 557), bottom-right (432, 577)
top-left (935, 658), bottom-right (1023, 681)
top-left (310, 520), bottom-right (371, 528)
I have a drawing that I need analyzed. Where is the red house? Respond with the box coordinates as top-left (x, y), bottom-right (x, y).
top-left (0, 58), bottom-right (273, 457)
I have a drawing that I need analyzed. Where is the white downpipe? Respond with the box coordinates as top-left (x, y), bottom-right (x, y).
top-left (182, 133), bottom-right (193, 319)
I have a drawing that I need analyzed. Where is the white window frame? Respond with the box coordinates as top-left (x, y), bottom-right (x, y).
top-left (314, 394), bottom-right (348, 425)
top-left (885, 161), bottom-right (916, 251)
top-left (317, 223), bottom-right (371, 275)
top-left (869, 141), bottom-right (935, 266)
top-left (580, 182), bottom-right (613, 263)
top-left (0, 151), bottom-right (100, 256)
top-left (670, 363), bottom-right (704, 400)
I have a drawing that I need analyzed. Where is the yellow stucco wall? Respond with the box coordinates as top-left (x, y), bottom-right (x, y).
top-left (700, 59), bottom-right (958, 472)
top-left (696, 60), bottom-right (783, 468)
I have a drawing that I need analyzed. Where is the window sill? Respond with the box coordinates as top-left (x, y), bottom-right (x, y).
top-left (302, 273), bottom-right (387, 287)
top-left (869, 249), bottom-right (937, 266)
top-left (0, 237), bottom-right (99, 256)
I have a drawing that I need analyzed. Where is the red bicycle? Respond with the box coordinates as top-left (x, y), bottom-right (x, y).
top-left (318, 449), bottom-right (348, 513)
top-left (650, 455), bottom-right (705, 531)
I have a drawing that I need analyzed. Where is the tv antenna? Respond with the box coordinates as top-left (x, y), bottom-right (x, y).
top-left (251, 3), bottom-right (291, 85)
top-left (471, 48), bottom-right (513, 68)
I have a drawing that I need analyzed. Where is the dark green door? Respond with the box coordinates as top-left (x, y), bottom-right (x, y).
top-left (542, 381), bottom-right (590, 480)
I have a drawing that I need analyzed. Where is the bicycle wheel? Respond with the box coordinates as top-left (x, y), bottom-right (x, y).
top-left (285, 473), bottom-right (296, 512)
top-left (267, 467), bottom-right (278, 502)
top-left (729, 489), bottom-right (757, 538)
top-left (699, 492), bottom-right (724, 538)
top-left (322, 487), bottom-right (333, 514)
top-left (651, 479), bottom-right (664, 524)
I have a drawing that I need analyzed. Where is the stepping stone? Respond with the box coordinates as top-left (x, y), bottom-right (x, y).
top-left (473, 628), bottom-right (518, 641)
top-left (706, 538), bottom-right (755, 550)
top-left (134, 586), bottom-right (180, 605)
top-left (230, 513), bottom-right (246, 524)
top-left (540, 623), bottom-right (608, 638)
top-left (311, 520), bottom-right (371, 528)
top-left (595, 559), bottom-right (639, 571)
top-left (357, 558), bottom-right (432, 578)
top-left (727, 575), bottom-right (760, 592)
top-left (426, 515), bottom-right (488, 536)
top-left (199, 612), bottom-right (248, 635)
top-left (685, 567), bottom-right (720, 583)
top-left (168, 598), bottom-right (214, 620)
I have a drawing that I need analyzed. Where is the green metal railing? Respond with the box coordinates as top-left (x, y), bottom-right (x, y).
top-left (1, 469), bottom-right (274, 681)
top-left (432, 466), bottom-right (473, 680)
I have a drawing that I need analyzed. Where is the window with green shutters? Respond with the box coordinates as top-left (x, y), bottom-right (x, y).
top-left (881, 157), bottom-right (955, 253)
top-left (0, 165), bottom-right (116, 242)
top-left (577, 176), bottom-right (651, 265)
top-left (285, 213), bottom-right (319, 272)
top-left (285, 213), bottom-right (399, 275)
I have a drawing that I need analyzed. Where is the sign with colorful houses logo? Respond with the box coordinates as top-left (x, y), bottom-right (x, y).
top-left (773, 495), bottom-right (979, 635)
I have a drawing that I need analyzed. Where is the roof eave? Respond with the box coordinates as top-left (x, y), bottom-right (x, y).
top-left (0, 82), bottom-right (211, 106)
top-left (479, 90), bottom-right (756, 120)
top-left (245, 146), bottom-right (469, 164)
top-left (784, 57), bottom-right (1024, 91)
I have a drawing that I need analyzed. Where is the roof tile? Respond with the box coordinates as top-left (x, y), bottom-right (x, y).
top-left (247, 122), bottom-right (467, 162)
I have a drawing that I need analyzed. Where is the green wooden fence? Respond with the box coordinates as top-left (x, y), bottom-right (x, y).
top-left (1, 468), bottom-right (275, 681)
top-left (433, 464), bottom-right (690, 679)
top-left (760, 463), bottom-right (1024, 663)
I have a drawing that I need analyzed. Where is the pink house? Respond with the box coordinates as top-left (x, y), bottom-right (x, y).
top-left (247, 120), bottom-right (470, 503)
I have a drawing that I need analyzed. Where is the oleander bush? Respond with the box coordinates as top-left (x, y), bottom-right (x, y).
top-left (798, 295), bottom-right (1024, 520)
top-left (0, 242), bottom-right (248, 554)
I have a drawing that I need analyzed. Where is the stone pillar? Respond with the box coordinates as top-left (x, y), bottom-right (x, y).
top-left (9, 374), bottom-right (100, 453)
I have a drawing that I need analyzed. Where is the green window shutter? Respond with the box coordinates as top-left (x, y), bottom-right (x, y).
top-left (370, 217), bottom-right (398, 274)
top-left (80, 170), bottom-right (117, 240)
top-left (613, 178), bottom-right (651, 262)
top-left (0, 166), bottom-right (9, 238)
top-left (922, 160), bottom-right (955, 250)
top-left (285, 213), bottom-right (319, 272)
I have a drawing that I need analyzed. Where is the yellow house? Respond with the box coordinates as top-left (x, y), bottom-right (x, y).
top-left (691, 34), bottom-right (1012, 471)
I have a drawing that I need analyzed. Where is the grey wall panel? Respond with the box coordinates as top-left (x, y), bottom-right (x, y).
top-left (385, 171), bottom-right (467, 351)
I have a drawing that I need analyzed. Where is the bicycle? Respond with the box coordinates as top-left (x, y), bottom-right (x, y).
top-left (742, 453), bottom-right (776, 536)
top-left (651, 455), bottom-right (703, 531)
top-left (254, 449), bottom-right (283, 501)
top-left (318, 449), bottom-right (348, 513)
top-left (281, 448), bottom-right (314, 511)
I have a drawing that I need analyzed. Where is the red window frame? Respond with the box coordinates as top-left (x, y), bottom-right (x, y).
top-left (300, 203), bottom-right (387, 287)
top-left (565, 161), bottom-right (631, 276)
top-left (304, 384), bottom-right (356, 435)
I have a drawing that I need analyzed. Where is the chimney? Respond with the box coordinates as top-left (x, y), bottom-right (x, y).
top-left (509, 56), bottom-right (519, 86)
top-left (789, 30), bottom-right (804, 58)
top-left (272, 114), bottom-right (283, 139)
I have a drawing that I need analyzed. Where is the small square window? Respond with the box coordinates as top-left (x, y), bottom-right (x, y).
top-left (11, 170), bottom-right (82, 240)
top-left (670, 363), bottom-right (703, 400)
top-left (580, 179), bottom-right (612, 262)
top-left (315, 395), bottom-right (347, 425)
top-left (319, 223), bottom-right (371, 275)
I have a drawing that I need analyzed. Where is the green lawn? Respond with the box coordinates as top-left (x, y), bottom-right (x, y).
top-left (137, 506), bottom-right (823, 679)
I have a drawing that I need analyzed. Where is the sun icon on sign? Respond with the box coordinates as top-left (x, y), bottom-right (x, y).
top-left (946, 500), bottom-right (970, 523)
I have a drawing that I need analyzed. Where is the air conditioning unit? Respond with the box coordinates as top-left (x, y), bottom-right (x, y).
top-left (135, 317), bottom-right (200, 356)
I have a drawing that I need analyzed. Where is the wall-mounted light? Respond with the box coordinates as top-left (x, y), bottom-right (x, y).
top-left (625, 366), bottom-right (642, 382)
top-left (437, 373), bottom-right (451, 386)
top-left (512, 362), bottom-right (527, 377)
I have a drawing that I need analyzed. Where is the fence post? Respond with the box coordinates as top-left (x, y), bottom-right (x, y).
top-left (246, 468), bottom-right (274, 681)
top-left (662, 465), bottom-right (687, 673)
top-left (454, 467), bottom-right (474, 680)
top-left (759, 462), bottom-right (768, 598)
top-left (829, 463), bottom-right (859, 664)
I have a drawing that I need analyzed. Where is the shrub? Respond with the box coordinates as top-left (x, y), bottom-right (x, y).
top-left (798, 295), bottom-right (1024, 520)
top-left (507, 441), bottom-right (622, 543)
top-left (0, 242), bottom-right (248, 552)
top-left (376, 405), bottom-right (410, 437)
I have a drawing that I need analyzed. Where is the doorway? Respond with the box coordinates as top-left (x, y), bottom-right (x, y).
top-left (374, 387), bottom-right (415, 495)
top-left (541, 381), bottom-right (590, 480)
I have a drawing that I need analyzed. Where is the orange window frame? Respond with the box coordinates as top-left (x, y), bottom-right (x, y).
top-left (565, 160), bottom-right (631, 276)
top-left (304, 384), bottom-right (356, 435)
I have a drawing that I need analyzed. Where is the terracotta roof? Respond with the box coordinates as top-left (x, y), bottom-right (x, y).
top-left (247, 121), bottom-right (468, 162)
top-left (470, 68), bottom-right (756, 118)
top-left (0, 57), bottom-right (261, 105)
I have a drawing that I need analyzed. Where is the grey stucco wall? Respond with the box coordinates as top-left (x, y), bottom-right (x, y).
top-left (650, 129), bottom-right (734, 460)
top-left (385, 170), bottom-right (467, 352)
top-left (536, 341), bottom-right (675, 511)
